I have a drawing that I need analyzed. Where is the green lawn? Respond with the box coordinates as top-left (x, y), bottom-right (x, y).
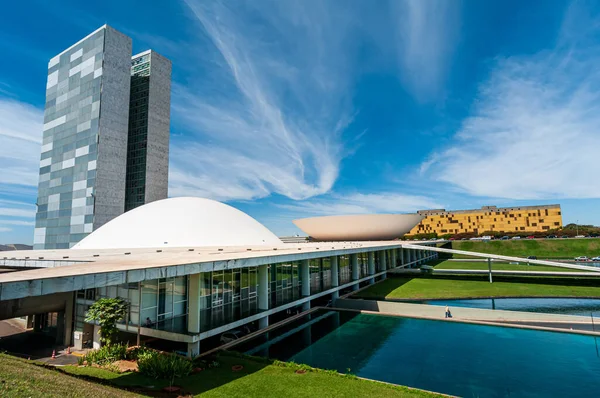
top-left (60, 352), bottom-right (440, 397)
top-left (0, 354), bottom-right (140, 398)
top-left (451, 239), bottom-right (600, 259)
top-left (355, 276), bottom-right (600, 300)
top-left (432, 260), bottom-right (587, 273)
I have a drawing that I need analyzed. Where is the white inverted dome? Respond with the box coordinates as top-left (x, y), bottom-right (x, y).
top-left (72, 197), bottom-right (281, 250)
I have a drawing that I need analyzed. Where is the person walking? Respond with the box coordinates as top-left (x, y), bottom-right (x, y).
top-left (445, 305), bottom-right (452, 318)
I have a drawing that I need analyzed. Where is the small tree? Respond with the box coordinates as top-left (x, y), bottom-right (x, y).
top-left (85, 297), bottom-right (128, 346)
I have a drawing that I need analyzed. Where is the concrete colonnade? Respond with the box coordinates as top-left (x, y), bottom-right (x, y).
top-left (351, 254), bottom-right (359, 291)
top-left (368, 252), bottom-right (375, 284)
top-left (331, 256), bottom-right (339, 300)
top-left (301, 259), bottom-right (310, 311)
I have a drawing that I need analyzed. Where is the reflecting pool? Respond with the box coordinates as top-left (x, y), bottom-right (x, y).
top-left (421, 297), bottom-right (600, 317)
top-left (234, 310), bottom-right (600, 397)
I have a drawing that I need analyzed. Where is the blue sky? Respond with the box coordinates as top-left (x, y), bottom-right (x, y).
top-left (1, 0), bottom-right (600, 244)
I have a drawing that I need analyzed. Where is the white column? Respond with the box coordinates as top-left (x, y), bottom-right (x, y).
top-left (56, 311), bottom-right (65, 345)
top-left (64, 292), bottom-right (74, 346)
top-left (187, 273), bottom-right (201, 357)
top-left (300, 260), bottom-right (310, 311)
top-left (391, 250), bottom-right (397, 270)
top-left (368, 252), bottom-right (375, 284)
top-left (331, 256), bottom-right (339, 300)
top-left (351, 254), bottom-right (359, 291)
top-left (258, 265), bottom-right (269, 311)
top-left (400, 248), bottom-right (405, 267)
top-left (378, 251), bottom-right (387, 279)
top-left (92, 325), bottom-right (101, 349)
top-left (259, 316), bottom-right (269, 329)
top-left (258, 265), bottom-right (269, 329)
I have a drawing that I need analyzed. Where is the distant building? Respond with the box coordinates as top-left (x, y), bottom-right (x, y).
top-left (0, 244), bottom-right (33, 251)
top-left (409, 204), bottom-right (563, 236)
top-left (279, 236), bottom-right (310, 244)
top-left (33, 25), bottom-right (171, 249)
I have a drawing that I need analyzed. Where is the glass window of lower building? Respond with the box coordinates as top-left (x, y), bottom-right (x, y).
top-left (339, 255), bottom-right (351, 284)
top-left (269, 261), bottom-right (302, 308)
top-left (75, 276), bottom-right (188, 335)
top-left (199, 268), bottom-right (259, 332)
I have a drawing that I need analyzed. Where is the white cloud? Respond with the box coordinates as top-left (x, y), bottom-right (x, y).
top-left (170, 0), bottom-right (363, 202)
top-left (0, 208), bottom-right (34, 218)
top-left (392, 0), bottom-right (460, 101)
top-left (277, 192), bottom-right (444, 217)
top-left (0, 219), bottom-right (34, 226)
top-left (0, 97), bottom-right (43, 188)
top-left (0, 97), bottom-right (41, 242)
top-left (423, 8), bottom-right (600, 200)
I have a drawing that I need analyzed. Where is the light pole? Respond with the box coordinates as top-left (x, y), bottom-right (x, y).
top-left (577, 220), bottom-right (579, 236)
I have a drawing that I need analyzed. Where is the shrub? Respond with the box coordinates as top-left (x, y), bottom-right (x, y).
top-left (85, 297), bottom-right (128, 346)
top-left (137, 350), bottom-right (192, 380)
top-left (125, 345), bottom-right (150, 361)
top-left (79, 343), bottom-right (128, 366)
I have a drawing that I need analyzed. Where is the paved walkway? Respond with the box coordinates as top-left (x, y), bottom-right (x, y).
top-left (432, 269), bottom-right (600, 277)
top-left (335, 298), bottom-right (600, 334)
top-left (389, 267), bottom-right (600, 277)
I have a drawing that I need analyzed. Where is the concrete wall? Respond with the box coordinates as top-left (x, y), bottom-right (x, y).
top-left (145, 51), bottom-right (171, 203)
top-left (93, 26), bottom-right (132, 230)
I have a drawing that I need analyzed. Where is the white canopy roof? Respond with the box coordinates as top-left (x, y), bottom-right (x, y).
top-left (73, 197), bottom-right (281, 250)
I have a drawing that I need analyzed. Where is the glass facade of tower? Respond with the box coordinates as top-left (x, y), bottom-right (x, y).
top-left (125, 53), bottom-right (151, 211)
top-left (34, 29), bottom-right (107, 249)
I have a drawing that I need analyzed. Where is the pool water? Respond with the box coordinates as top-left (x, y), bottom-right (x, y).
top-left (235, 310), bottom-right (600, 397)
top-left (421, 297), bottom-right (600, 318)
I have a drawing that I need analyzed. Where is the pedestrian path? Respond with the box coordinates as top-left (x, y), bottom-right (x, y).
top-left (334, 298), bottom-right (599, 334)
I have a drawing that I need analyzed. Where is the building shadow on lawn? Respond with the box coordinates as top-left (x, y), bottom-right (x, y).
top-left (350, 277), bottom-right (414, 300)
top-left (56, 351), bottom-right (270, 397)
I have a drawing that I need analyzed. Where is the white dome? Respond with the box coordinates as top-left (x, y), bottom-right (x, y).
top-left (72, 197), bottom-right (281, 250)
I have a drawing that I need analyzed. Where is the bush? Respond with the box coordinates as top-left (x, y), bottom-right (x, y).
top-left (137, 350), bottom-right (192, 380)
top-left (125, 345), bottom-right (150, 361)
top-left (84, 298), bottom-right (128, 346)
top-left (79, 343), bottom-right (128, 366)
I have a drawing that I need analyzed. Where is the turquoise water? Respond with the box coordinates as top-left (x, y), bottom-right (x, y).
top-left (236, 310), bottom-right (600, 397)
top-left (420, 297), bottom-right (600, 317)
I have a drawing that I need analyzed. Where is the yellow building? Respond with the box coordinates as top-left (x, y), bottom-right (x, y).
top-left (409, 204), bottom-right (563, 236)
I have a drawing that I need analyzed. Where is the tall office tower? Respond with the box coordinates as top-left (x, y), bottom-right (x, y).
top-left (125, 51), bottom-right (171, 211)
top-left (34, 25), bottom-right (132, 249)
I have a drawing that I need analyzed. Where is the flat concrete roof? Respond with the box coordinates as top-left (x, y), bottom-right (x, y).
top-left (0, 241), bottom-right (438, 300)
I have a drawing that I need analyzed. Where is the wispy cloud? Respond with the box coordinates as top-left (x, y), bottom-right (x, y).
top-left (0, 219), bottom-right (34, 226)
top-left (0, 199), bottom-right (36, 219)
top-left (0, 97), bottom-right (41, 237)
top-left (278, 192), bottom-right (444, 217)
top-left (422, 4), bottom-right (600, 200)
top-left (392, 0), bottom-right (461, 101)
top-left (0, 97), bottom-right (42, 188)
top-left (167, 0), bottom-right (462, 203)
top-left (170, 0), bottom-right (363, 201)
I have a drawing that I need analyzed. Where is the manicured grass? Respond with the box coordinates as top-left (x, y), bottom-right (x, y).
top-left (355, 276), bottom-right (600, 300)
top-left (432, 260), bottom-right (587, 273)
top-left (0, 354), bottom-right (140, 398)
top-left (451, 239), bottom-right (600, 259)
top-left (61, 352), bottom-right (440, 397)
